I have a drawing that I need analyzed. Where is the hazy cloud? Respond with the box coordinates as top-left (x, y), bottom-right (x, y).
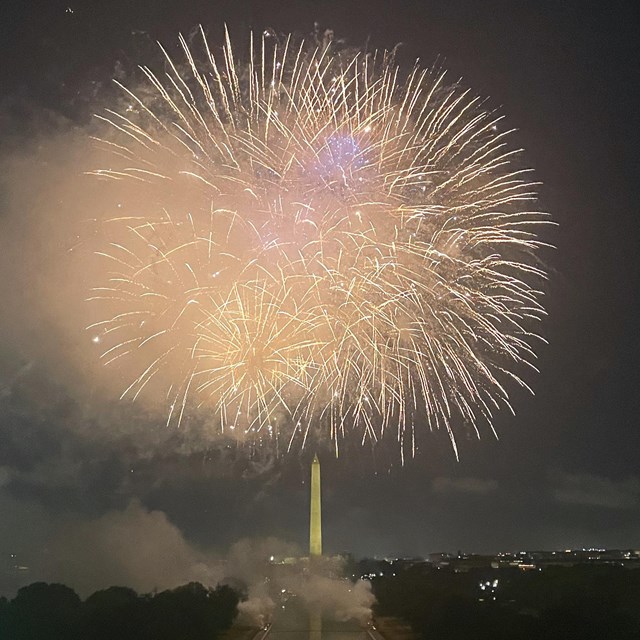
top-left (552, 472), bottom-right (640, 510)
top-left (227, 538), bottom-right (374, 626)
top-left (41, 500), bottom-right (223, 597)
top-left (432, 476), bottom-right (498, 495)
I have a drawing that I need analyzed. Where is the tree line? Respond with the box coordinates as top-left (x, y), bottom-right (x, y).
top-left (369, 562), bottom-right (640, 640)
top-left (0, 581), bottom-right (239, 640)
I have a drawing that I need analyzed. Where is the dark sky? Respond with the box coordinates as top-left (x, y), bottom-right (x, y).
top-left (0, 0), bottom-right (639, 597)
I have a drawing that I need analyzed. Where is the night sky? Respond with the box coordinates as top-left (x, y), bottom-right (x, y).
top-left (0, 0), bottom-right (639, 597)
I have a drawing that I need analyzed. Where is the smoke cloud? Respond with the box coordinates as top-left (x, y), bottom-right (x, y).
top-left (0, 93), bottom-right (233, 458)
top-left (228, 540), bottom-right (374, 626)
top-left (1, 494), bottom-right (374, 624)
top-left (286, 563), bottom-right (375, 624)
top-left (41, 500), bottom-right (224, 597)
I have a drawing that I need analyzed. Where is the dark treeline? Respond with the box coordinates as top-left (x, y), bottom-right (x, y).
top-left (0, 581), bottom-right (239, 640)
top-left (370, 563), bottom-right (640, 640)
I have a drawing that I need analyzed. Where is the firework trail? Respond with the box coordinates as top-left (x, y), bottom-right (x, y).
top-left (87, 27), bottom-right (551, 460)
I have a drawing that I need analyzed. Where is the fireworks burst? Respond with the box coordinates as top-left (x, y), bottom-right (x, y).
top-left (87, 27), bottom-right (551, 459)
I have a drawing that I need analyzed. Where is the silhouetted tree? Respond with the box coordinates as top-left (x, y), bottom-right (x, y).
top-left (82, 586), bottom-right (140, 640)
top-left (0, 580), bottom-right (240, 640)
top-left (370, 562), bottom-right (640, 640)
top-left (5, 582), bottom-right (81, 640)
top-left (0, 596), bottom-right (9, 638)
top-left (540, 594), bottom-right (638, 640)
top-left (144, 582), bottom-right (239, 640)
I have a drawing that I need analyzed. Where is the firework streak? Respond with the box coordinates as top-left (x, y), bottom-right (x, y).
top-left (87, 27), bottom-right (551, 459)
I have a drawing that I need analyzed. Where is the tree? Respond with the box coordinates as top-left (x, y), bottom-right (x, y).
top-left (144, 582), bottom-right (239, 640)
top-left (6, 582), bottom-right (81, 640)
top-left (0, 596), bottom-right (9, 638)
top-left (82, 586), bottom-right (140, 640)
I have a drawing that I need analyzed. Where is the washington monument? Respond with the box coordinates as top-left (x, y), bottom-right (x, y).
top-left (309, 454), bottom-right (322, 557)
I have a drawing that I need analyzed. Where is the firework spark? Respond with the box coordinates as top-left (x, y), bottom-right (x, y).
top-left (87, 27), bottom-right (551, 459)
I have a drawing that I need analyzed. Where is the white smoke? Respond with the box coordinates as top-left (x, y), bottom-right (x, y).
top-left (295, 573), bottom-right (374, 623)
top-left (228, 546), bottom-right (374, 626)
top-left (237, 592), bottom-right (276, 627)
top-left (287, 557), bottom-right (375, 624)
top-left (22, 502), bottom-right (374, 626)
top-left (42, 500), bottom-right (224, 597)
top-left (226, 537), bottom-right (297, 626)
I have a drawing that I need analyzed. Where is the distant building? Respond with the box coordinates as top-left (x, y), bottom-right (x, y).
top-left (448, 554), bottom-right (494, 573)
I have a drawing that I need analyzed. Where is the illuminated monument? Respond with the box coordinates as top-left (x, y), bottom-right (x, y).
top-left (309, 454), bottom-right (322, 640)
top-left (309, 454), bottom-right (322, 557)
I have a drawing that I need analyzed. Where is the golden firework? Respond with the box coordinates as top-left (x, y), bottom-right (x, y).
top-left (87, 27), bottom-right (551, 459)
